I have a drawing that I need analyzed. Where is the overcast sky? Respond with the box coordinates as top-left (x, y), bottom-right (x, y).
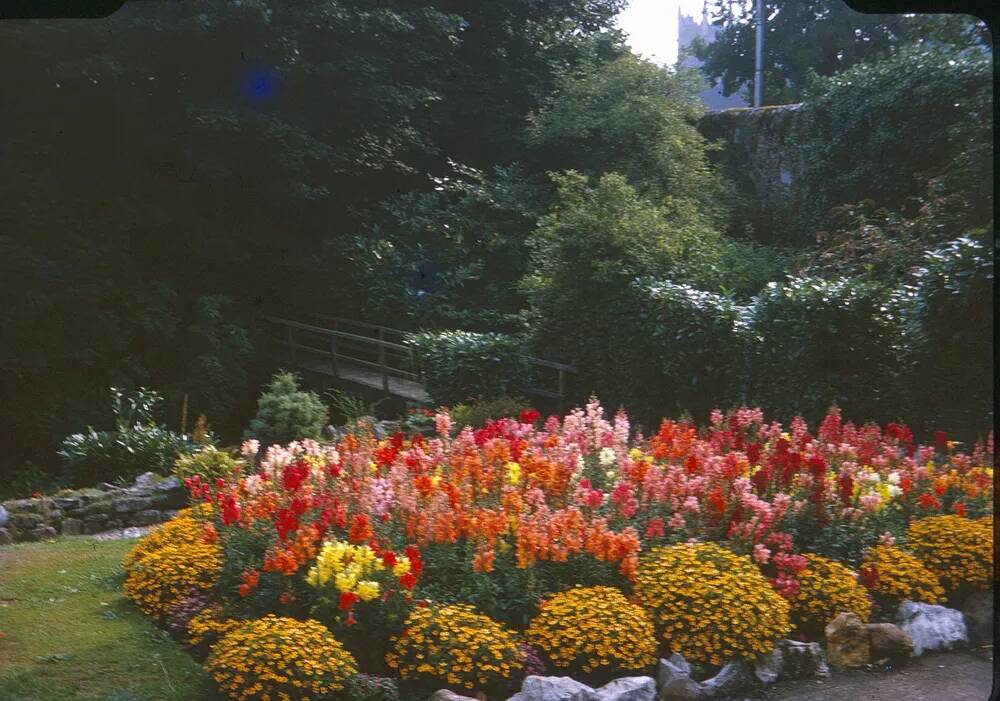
top-left (616, 0), bottom-right (714, 66)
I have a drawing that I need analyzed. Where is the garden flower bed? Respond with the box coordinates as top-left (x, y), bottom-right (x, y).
top-left (121, 399), bottom-right (993, 701)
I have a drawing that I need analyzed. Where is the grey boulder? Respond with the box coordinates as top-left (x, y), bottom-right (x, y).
top-left (594, 676), bottom-right (655, 701)
top-left (896, 600), bottom-right (968, 656)
top-left (508, 676), bottom-right (597, 701)
top-left (961, 588), bottom-right (993, 645)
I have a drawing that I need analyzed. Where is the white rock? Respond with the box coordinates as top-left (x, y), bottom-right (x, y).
top-left (430, 690), bottom-right (478, 701)
top-left (508, 676), bottom-right (597, 701)
top-left (753, 648), bottom-right (782, 683)
top-left (896, 600), bottom-right (968, 656)
top-left (594, 676), bottom-right (655, 701)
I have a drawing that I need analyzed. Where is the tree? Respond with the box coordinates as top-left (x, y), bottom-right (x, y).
top-left (693, 1), bottom-right (988, 104)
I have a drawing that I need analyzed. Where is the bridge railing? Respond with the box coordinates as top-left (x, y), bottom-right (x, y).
top-left (259, 314), bottom-right (577, 408)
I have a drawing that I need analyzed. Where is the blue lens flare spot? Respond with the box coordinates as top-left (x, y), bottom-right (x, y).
top-left (242, 69), bottom-right (277, 104)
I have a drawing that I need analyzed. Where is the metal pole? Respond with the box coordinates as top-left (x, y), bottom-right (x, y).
top-left (754, 0), bottom-right (764, 107)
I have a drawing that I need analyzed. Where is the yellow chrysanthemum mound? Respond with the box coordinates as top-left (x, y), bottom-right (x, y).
top-left (907, 515), bottom-right (993, 595)
top-left (860, 545), bottom-right (945, 608)
top-left (526, 586), bottom-right (657, 675)
top-left (205, 615), bottom-right (357, 701)
top-left (789, 554), bottom-right (871, 635)
top-left (386, 603), bottom-right (523, 691)
top-left (635, 542), bottom-right (791, 666)
top-left (123, 536), bottom-right (221, 619)
top-left (122, 503), bottom-right (213, 571)
top-left (186, 605), bottom-right (244, 651)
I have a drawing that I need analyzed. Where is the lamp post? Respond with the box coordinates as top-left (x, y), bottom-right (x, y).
top-left (754, 0), bottom-right (764, 107)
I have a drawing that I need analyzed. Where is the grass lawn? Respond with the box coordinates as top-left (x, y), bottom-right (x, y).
top-left (0, 537), bottom-right (216, 701)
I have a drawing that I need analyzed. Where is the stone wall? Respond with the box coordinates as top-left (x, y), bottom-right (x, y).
top-left (698, 103), bottom-right (802, 242)
top-left (0, 472), bottom-right (186, 544)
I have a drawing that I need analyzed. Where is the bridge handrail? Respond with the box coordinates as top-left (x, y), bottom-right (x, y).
top-left (261, 316), bottom-right (411, 352)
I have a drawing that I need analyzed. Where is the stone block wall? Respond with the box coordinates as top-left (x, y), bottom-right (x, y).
top-left (0, 472), bottom-right (186, 544)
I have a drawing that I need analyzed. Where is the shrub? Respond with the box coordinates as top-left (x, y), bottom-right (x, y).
top-left (748, 276), bottom-right (907, 424)
top-left (122, 534), bottom-right (221, 619)
top-left (449, 396), bottom-right (531, 430)
top-left (246, 371), bottom-right (328, 448)
top-left (386, 603), bottom-right (523, 693)
top-left (406, 331), bottom-right (531, 406)
top-left (788, 554), bottom-right (871, 636)
top-left (634, 542), bottom-right (791, 665)
top-left (174, 446), bottom-right (245, 483)
top-left (525, 586), bottom-right (657, 677)
top-left (906, 515), bottom-right (993, 597)
top-left (636, 279), bottom-right (751, 419)
top-left (859, 545), bottom-right (945, 610)
top-left (902, 237), bottom-right (993, 436)
top-left (59, 387), bottom-right (200, 485)
top-left (204, 615), bottom-right (357, 701)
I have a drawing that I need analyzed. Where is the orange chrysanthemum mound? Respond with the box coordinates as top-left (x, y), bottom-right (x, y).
top-left (789, 554), bottom-right (871, 635)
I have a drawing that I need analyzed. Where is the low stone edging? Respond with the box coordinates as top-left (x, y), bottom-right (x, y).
top-left (0, 471), bottom-right (186, 544)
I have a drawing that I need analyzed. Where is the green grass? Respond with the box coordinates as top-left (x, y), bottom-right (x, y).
top-left (0, 537), bottom-right (216, 701)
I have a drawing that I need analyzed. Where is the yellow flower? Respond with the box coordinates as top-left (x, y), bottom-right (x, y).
top-left (355, 580), bottom-right (380, 602)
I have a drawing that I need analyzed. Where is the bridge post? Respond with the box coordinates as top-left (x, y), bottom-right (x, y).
top-left (378, 327), bottom-right (389, 392)
top-left (329, 334), bottom-right (339, 377)
top-left (557, 368), bottom-right (565, 414)
top-left (287, 326), bottom-right (297, 364)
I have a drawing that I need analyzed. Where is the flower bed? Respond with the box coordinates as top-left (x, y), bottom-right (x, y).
top-left (122, 399), bottom-right (993, 700)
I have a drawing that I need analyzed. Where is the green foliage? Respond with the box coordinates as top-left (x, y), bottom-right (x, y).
top-left (407, 331), bottom-right (531, 407)
top-left (901, 237), bottom-right (994, 436)
top-left (525, 57), bottom-right (734, 219)
top-left (246, 372), bottom-right (329, 448)
top-left (173, 446), bottom-right (245, 483)
top-left (450, 396), bottom-right (531, 430)
top-left (58, 388), bottom-right (200, 486)
top-left (523, 171), bottom-right (739, 422)
top-left (636, 280), bottom-right (751, 421)
top-left (747, 277), bottom-right (908, 424)
top-left (695, 2), bottom-right (988, 104)
top-left (790, 43), bottom-right (991, 233)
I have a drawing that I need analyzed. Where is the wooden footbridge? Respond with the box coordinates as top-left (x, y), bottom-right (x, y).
top-left (259, 314), bottom-right (576, 407)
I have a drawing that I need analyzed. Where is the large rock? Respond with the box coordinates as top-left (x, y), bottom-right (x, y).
top-left (866, 623), bottom-right (914, 659)
top-left (154, 475), bottom-right (183, 493)
top-left (0, 504), bottom-right (7, 527)
top-left (129, 509), bottom-right (164, 526)
top-left (508, 676), bottom-right (597, 701)
top-left (111, 496), bottom-right (155, 513)
top-left (24, 525), bottom-right (58, 542)
top-left (657, 654), bottom-right (700, 701)
top-left (700, 660), bottom-right (752, 699)
top-left (8, 511), bottom-right (45, 530)
top-left (961, 588), bottom-right (993, 645)
top-left (825, 612), bottom-right (870, 669)
top-left (594, 677), bottom-right (655, 701)
top-left (61, 518), bottom-right (84, 536)
top-left (774, 640), bottom-right (829, 679)
top-left (0, 527), bottom-right (12, 545)
top-left (133, 472), bottom-right (158, 489)
top-left (896, 600), bottom-right (968, 656)
top-left (430, 691), bottom-right (479, 701)
top-left (52, 496), bottom-right (81, 511)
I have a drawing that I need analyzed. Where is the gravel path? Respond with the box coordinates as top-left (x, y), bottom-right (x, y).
top-left (88, 525), bottom-right (155, 541)
top-left (755, 647), bottom-right (994, 701)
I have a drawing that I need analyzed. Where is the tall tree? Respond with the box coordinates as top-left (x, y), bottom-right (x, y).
top-left (693, 1), bottom-right (988, 104)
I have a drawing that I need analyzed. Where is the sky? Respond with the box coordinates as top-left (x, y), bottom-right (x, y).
top-left (616, 0), bottom-right (713, 66)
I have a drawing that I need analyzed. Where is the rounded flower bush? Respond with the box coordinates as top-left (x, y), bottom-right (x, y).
top-left (634, 542), bottom-right (791, 665)
top-left (185, 605), bottom-right (244, 651)
top-left (525, 586), bottom-right (657, 675)
top-left (121, 503), bottom-right (211, 571)
top-left (859, 545), bottom-right (945, 609)
top-left (906, 515), bottom-right (993, 595)
top-left (205, 615), bottom-right (357, 701)
top-left (789, 554), bottom-right (871, 635)
top-left (123, 536), bottom-right (221, 618)
top-left (386, 603), bottom-right (523, 692)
